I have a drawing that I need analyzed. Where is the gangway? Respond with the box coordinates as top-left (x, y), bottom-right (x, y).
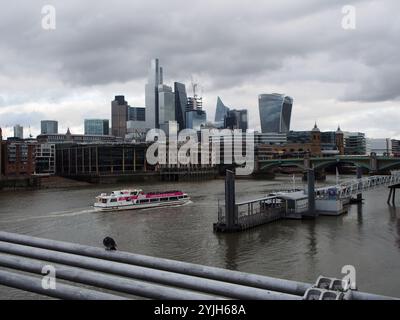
top-left (315, 171), bottom-right (400, 200)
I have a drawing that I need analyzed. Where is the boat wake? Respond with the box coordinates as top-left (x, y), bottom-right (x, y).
top-left (115, 200), bottom-right (194, 213)
top-left (0, 208), bottom-right (96, 224)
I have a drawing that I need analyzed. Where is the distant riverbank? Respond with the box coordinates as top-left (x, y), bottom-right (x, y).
top-left (0, 176), bottom-right (91, 191)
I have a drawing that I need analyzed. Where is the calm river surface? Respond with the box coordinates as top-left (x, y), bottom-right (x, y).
top-left (1, 175), bottom-right (400, 299)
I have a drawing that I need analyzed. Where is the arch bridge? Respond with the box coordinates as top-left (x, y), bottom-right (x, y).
top-left (257, 155), bottom-right (400, 174)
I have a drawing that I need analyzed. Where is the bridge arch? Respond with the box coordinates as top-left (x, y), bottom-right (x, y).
top-left (313, 159), bottom-right (371, 171)
top-left (259, 161), bottom-right (305, 171)
top-left (378, 161), bottom-right (400, 171)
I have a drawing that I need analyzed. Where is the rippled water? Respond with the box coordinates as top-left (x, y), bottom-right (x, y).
top-left (0, 175), bottom-right (400, 299)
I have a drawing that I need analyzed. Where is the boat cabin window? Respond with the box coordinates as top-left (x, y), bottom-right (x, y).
top-left (169, 197), bottom-right (178, 201)
top-left (110, 198), bottom-right (117, 203)
top-left (130, 191), bottom-right (138, 196)
top-left (160, 197), bottom-right (168, 202)
top-left (101, 199), bottom-right (107, 204)
top-left (183, 195), bottom-right (188, 198)
top-left (150, 198), bottom-right (159, 202)
top-left (140, 199), bottom-right (150, 203)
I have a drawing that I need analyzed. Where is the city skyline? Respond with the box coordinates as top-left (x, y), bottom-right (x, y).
top-left (1, 1), bottom-right (400, 139)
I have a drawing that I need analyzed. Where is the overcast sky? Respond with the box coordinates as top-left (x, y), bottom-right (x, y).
top-left (0, 0), bottom-right (399, 138)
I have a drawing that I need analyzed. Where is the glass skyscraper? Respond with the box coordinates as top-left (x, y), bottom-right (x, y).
top-left (41, 120), bottom-right (58, 134)
top-left (174, 82), bottom-right (187, 131)
top-left (158, 84), bottom-right (175, 125)
top-left (145, 58), bottom-right (163, 128)
top-left (128, 107), bottom-right (146, 122)
top-left (84, 119), bottom-right (109, 135)
top-left (215, 96), bottom-right (229, 123)
top-left (224, 109), bottom-right (248, 131)
top-left (258, 93), bottom-right (293, 133)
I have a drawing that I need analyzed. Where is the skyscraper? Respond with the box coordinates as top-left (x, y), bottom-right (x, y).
top-left (84, 119), bottom-right (109, 135)
top-left (174, 82), bottom-right (187, 130)
top-left (128, 107), bottom-right (146, 122)
top-left (186, 109), bottom-right (207, 131)
top-left (258, 93), bottom-right (293, 133)
top-left (13, 125), bottom-right (23, 139)
top-left (111, 95), bottom-right (129, 137)
top-left (41, 120), bottom-right (58, 134)
top-left (158, 84), bottom-right (176, 126)
top-left (215, 96), bottom-right (229, 123)
top-left (224, 109), bottom-right (248, 131)
top-left (145, 59), bottom-right (163, 129)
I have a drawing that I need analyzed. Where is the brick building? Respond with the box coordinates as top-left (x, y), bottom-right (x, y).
top-left (0, 134), bottom-right (36, 177)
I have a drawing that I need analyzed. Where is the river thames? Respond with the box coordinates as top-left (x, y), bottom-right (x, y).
top-left (0, 175), bottom-right (400, 299)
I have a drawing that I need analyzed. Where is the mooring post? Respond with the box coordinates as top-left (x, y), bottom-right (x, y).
top-left (392, 187), bottom-right (396, 206)
top-left (357, 166), bottom-right (363, 202)
top-left (387, 188), bottom-right (392, 204)
top-left (225, 170), bottom-right (236, 230)
top-left (307, 168), bottom-right (316, 217)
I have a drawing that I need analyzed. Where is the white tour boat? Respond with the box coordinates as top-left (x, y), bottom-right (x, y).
top-left (93, 189), bottom-right (190, 211)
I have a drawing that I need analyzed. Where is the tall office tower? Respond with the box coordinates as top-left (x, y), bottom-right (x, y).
top-left (145, 58), bottom-right (163, 129)
top-left (258, 93), bottom-right (293, 133)
top-left (158, 84), bottom-right (176, 127)
top-left (215, 96), bottom-right (230, 123)
top-left (174, 82), bottom-right (187, 130)
top-left (84, 119), bottom-right (110, 135)
top-left (13, 125), bottom-right (23, 139)
top-left (111, 95), bottom-right (129, 137)
top-left (224, 109), bottom-right (248, 131)
top-left (41, 120), bottom-right (58, 134)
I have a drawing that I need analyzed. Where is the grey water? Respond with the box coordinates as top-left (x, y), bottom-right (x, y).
top-left (0, 175), bottom-right (400, 299)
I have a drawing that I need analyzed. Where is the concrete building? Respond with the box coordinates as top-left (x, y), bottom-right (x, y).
top-left (288, 125), bottom-right (344, 156)
top-left (254, 132), bottom-right (287, 145)
top-left (13, 125), bottom-right (24, 139)
top-left (41, 120), bottom-right (58, 134)
top-left (84, 119), bottom-right (109, 136)
top-left (111, 95), bottom-right (129, 137)
top-left (344, 132), bottom-right (367, 155)
top-left (392, 139), bottom-right (400, 157)
top-left (125, 107), bottom-right (150, 143)
top-left (35, 143), bottom-right (56, 175)
top-left (37, 129), bottom-right (121, 144)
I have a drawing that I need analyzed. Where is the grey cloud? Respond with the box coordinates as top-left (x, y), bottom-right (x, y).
top-left (0, 0), bottom-right (399, 137)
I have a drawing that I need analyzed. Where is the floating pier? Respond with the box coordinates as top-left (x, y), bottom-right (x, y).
top-left (214, 170), bottom-right (400, 232)
top-left (0, 231), bottom-right (396, 300)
